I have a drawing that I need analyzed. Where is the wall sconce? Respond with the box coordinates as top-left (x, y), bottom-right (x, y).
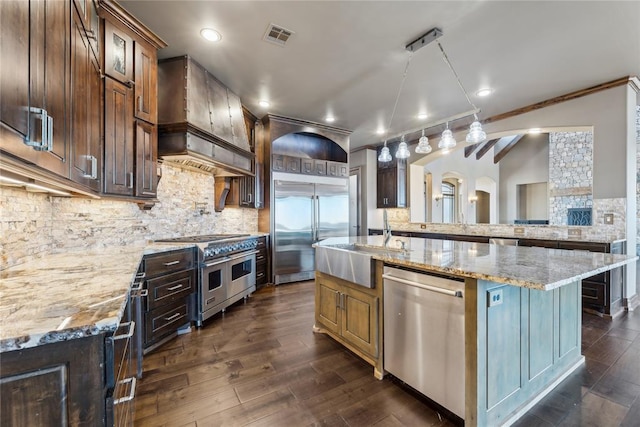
top-left (469, 195), bottom-right (478, 204)
top-left (433, 194), bottom-right (443, 203)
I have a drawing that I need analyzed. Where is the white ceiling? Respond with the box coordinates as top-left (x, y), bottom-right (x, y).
top-left (119, 0), bottom-right (640, 151)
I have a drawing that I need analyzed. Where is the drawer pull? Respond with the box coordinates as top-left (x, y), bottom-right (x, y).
top-left (163, 260), bottom-right (180, 266)
top-left (167, 284), bottom-right (184, 291)
top-left (164, 313), bottom-right (181, 322)
top-left (113, 377), bottom-right (137, 404)
top-left (112, 321), bottom-right (135, 340)
top-left (135, 272), bottom-right (146, 279)
top-left (131, 281), bottom-right (143, 292)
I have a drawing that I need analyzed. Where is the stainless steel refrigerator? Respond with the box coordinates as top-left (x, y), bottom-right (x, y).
top-left (272, 173), bottom-right (349, 284)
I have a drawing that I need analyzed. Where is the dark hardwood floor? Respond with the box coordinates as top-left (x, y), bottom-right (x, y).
top-left (134, 281), bottom-right (640, 426)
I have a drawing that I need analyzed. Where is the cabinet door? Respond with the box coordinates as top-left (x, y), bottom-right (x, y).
top-left (227, 90), bottom-right (250, 151)
top-left (104, 19), bottom-right (133, 85)
top-left (341, 285), bottom-right (378, 358)
top-left (316, 280), bottom-right (341, 335)
top-left (134, 40), bottom-right (157, 124)
top-left (0, 0), bottom-right (30, 143)
top-left (135, 120), bottom-right (157, 198)
top-left (207, 75), bottom-right (233, 143)
top-left (0, 0), bottom-right (70, 178)
top-left (104, 77), bottom-right (135, 196)
top-left (70, 12), bottom-right (100, 190)
top-left (377, 168), bottom-right (397, 208)
top-left (73, 0), bottom-right (99, 60)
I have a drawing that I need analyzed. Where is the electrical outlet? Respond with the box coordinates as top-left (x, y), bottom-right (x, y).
top-left (420, 224), bottom-right (427, 229)
top-left (487, 289), bottom-right (503, 307)
top-left (514, 227), bottom-right (525, 236)
top-left (604, 213), bottom-right (614, 225)
top-left (568, 228), bottom-right (582, 237)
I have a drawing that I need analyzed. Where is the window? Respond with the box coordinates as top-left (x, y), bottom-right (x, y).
top-left (442, 182), bottom-right (456, 223)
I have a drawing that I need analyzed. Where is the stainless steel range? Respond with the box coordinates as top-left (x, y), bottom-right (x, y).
top-left (155, 234), bottom-right (258, 326)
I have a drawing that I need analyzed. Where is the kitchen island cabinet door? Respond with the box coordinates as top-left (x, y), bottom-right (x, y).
top-left (341, 284), bottom-right (378, 359)
top-left (315, 278), bottom-right (341, 335)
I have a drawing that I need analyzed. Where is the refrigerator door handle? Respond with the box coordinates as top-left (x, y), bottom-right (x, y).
top-left (311, 195), bottom-right (316, 242)
top-left (315, 195), bottom-right (320, 241)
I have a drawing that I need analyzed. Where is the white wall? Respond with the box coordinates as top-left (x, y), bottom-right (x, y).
top-left (498, 133), bottom-right (549, 223)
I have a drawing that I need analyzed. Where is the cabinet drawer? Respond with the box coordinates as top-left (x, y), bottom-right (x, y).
top-left (145, 299), bottom-right (189, 345)
top-left (256, 269), bottom-right (267, 286)
top-left (146, 269), bottom-right (194, 310)
top-left (582, 281), bottom-right (606, 307)
top-left (559, 241), bottom-right (608, 253)
top-left (256, 250), bottom-right (268, 264)
top-left (144, 249), bottom-right (194, 277)
top-left (256, 237), bottom-right (267, 250)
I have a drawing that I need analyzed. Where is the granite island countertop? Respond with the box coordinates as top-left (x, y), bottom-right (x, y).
top-left (0, 242), bottom-right (197, 353)
top-left (316, 236), bottom-right (637, 291)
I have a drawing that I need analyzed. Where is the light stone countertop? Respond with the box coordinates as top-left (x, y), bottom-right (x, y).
top-left (0, 242), bottom-right (197, 353)
top-left (316, 236), bottom-right (637, 291)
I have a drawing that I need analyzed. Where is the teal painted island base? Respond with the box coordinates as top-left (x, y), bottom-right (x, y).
top-left (465, 279), bottom-right (583, 426)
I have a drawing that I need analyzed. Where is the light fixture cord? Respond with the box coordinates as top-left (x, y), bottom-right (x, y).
top-left (384, 52), bottom-right (414, 140)
top-left (436, 40), bottom-right (478, 118)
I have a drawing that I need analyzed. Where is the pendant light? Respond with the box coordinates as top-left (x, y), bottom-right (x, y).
top-left (415, 129), bottom-right (432, 154)
top-left (378, 53), bottom-right (413, 163)
top-left (436, 39), bottom-right (487, 145)
top-left (438, 122), bottom-right (457, 149)
top-left (395, 135), bottom-right (410, 159)
top-left (378, 140), bottom-right (392, 162)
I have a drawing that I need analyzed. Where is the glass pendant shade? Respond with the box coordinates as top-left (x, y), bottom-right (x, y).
top-left (378, 142), bottom-right (392, 162)
top-left (465, 121), bottom-right (487, 143)
top-left (415, 131), bottom-right (432, 154)
top-left (438, 128), bottom-right (457, 149)
top-left (395, 136), bottom-right (410, 159)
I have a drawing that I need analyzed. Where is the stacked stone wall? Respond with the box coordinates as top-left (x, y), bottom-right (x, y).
top-left (548, 132), bottom-right (593, 225)
top-left (0, 163), bottom-right (258, 269)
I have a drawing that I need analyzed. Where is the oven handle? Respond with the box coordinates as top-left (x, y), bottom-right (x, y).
top-left (203, 257), bottom-right (231, 268)
top-left (228, 250), bottom-right (259, 261)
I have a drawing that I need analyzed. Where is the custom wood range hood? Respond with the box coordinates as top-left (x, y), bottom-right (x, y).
top-left (156, 55), bottom-right (254, 177)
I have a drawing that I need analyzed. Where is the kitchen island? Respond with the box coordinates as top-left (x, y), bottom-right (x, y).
top-left (313, 236), bottom-right (637, 427)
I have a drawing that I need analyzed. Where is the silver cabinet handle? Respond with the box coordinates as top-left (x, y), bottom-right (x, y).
top-left (113, 377), bottom-right (137, 404)
top-left (247, 193), bottom-right (252, 203)
top-left (127, 172), bottom-right (134, 189)
top-left (164, 313), bottom-right (181, 322)
top-left (137, 95), bottom-right (142, 112)
top-left (382, 274), bottom-right (463, 298)
top-left (24, 107), bottom-right (52, 151)
top-left (163, 260), bottom-right (180, 266)
top-left (111, 321), bottom-right (135, 340)
top-left (135, 272), bottom-right (146, 279)
top-left (131, 281), bottom-right (143, 292)
top-left (167, 284), bottom-right (183, 291)
top-left (138, 289), bottom-right (148, 297)
top-left (83, 155), bottom-right (98, 179)
top-left (335, 291), bottom-right (340, 308)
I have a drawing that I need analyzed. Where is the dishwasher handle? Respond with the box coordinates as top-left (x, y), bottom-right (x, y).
top-left (382, 273), bottom-right (463, 298)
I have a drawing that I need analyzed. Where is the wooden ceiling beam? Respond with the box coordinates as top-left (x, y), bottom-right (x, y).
top-left (475, 138), bottom-right (500, 160)
top-left (464, 143), bottom-right (481, 158)
top-left (493, 134), bottom-right (526, 163)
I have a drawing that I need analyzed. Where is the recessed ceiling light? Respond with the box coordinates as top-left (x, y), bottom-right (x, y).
top-left (376, 128), bottom-right (385, 135)
top-left (258, 100), bottom-right (270, 108)
top-left (200, 28), bottom-right (222, 42)
top-left (528, 128), bottom-right (542, 134)
top-left (476, 88), bottom-right (492, 97)
top-left (417, 113), bottom-right (428, 120)
top-left (325, 116), bottom-right (335, 123)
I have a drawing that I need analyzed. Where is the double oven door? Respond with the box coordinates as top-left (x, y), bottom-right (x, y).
top-left (200, 250), bottom-right (257, 323)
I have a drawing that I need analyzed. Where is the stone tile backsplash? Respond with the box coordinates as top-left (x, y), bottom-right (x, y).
top-left (1, 163), bottom-right (258, 269)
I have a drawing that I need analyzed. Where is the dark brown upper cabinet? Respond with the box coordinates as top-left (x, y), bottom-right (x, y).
top-left (104, 19), bottom-right (134, 85)
top-left (134, 40), bottom-right (157, 124)
top-left (0, 0), bottom-right (71, 179)
top-left (376, 145), bottom-right (407, 208)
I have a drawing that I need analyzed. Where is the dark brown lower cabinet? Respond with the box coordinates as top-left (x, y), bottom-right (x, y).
top-left (0, 319), bottom-right (137, 427)
top-left (256, 236), bottom-right (269, 287)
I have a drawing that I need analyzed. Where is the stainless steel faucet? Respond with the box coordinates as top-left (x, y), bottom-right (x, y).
top-left (383, 209), bottom-right (392, 246)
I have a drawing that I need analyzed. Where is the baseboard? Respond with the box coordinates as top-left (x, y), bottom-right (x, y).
top-left (624, 294), bottom-right (639, 311)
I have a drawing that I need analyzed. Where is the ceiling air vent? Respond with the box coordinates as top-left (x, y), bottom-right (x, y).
top-left (263, 23), bottom-right (294, 46)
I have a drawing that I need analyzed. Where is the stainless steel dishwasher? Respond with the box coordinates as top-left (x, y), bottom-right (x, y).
top-left (383, 266), bottom-right (465, 419)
